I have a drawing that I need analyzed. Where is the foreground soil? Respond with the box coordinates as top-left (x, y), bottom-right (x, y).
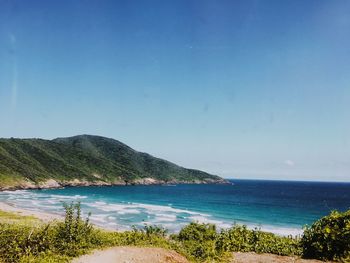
top-left (72, 247), bottom-right (189, 263)
top-left (231, 252), bottom-right (331, 263)
top-left (73, 247), bottom-right (332, 263)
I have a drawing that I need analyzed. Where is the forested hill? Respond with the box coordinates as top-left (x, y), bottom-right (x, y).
top-left (0, 135), bottom-right (228, 190)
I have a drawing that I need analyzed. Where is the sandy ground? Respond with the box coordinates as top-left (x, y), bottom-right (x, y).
top-left (72, 247), bottom-right (189, 263)
top-left (0, 201), bottom-right (61, 222)
top-left (231, 252), bottom-right (331, 263)
top-left (73, 249), bottom-right (332, 263)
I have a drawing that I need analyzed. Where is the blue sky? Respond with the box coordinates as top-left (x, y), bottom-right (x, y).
top-left (0, 0), bottom-right (349, 181)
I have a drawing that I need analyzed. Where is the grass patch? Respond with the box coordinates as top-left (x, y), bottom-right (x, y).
top-left (0, 210), bottom-right (39, 225)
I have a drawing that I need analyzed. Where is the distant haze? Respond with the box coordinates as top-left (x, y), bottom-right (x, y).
top-left (0, 0), bottom-right (349, 181)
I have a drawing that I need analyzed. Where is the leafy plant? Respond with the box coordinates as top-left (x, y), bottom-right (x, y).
top-left (54, 202), bottom-right (93, 256)
top-left (139, 224), bottom-right (168, 237)
top-left (301, 210), bottom-right (350, 261)
top-left (174, 222), bottom-right (229, 262)
top-left (217, 224), bottom-right (301, 256)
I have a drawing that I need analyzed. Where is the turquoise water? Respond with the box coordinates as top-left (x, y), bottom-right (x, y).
top-left (1, 180), bottom-right (350, 235)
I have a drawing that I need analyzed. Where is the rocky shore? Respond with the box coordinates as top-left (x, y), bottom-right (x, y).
top-left (0, 177), bottom-right (231, 191)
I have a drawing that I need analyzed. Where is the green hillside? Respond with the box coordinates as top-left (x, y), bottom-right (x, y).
top-left (0, 135), bottom-right (227, 190)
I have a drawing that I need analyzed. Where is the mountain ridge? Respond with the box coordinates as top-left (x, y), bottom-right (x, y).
top-left (0, 135), bottom-right (228, 190)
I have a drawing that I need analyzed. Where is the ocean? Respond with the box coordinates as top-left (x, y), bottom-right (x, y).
top-left (1, 179), bottom-right (349, 236)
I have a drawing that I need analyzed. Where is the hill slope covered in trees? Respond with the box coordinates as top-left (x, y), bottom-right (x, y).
top-left (0, 135), bottom-right (227, 190)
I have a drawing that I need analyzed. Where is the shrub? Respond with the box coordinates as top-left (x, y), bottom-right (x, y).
top-left (138, 224), bottom-right (168, 238)
top-left (301, 210), bottom-right (350, 261)
top-left (216, 225), bottom-right (254, 252)
top-left (174, 222), bottom-right (229, 262)
top-left (216, 224), bottom-right (301, 256)
top-left (177, 222), bottom-right (217, 242)
top-left (54, 202), bottom-right (94, 256)
top-left (0, 202), bottom-right (94, 262)
top-left (0, 222), bottom-right (58, 262)
top-left (114, 225), bottom-right (170, 247)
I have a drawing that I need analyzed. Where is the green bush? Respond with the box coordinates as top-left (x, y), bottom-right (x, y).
top-left (0, 222), bottom-right (59, 262)
top-left (174, 222), bottom-right (226, 262)
top-left (54, 202), bottom-right (94, 256)
top-left (0, 202), bottom-right (95, 261)
top-left (177, 222), bottom-right (217, 242)
top-left (217, 224), bottom-right (301, 256)
top-left (171, 222), bottom-right (300, 262)
top-left (216, 225), bottom-right (253, 252)
top-left (301, 210), bottom-right (350, 261)
top-left (137, 224), bottom-right (168, 238)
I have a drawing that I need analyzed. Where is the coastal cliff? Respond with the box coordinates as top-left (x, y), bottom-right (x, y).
top-left (0, 135), bottom-right (228, 190)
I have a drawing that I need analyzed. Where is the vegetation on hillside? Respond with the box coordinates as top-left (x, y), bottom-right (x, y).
top-left (1, 202), bottom-right (348, 262)
top-left (0, 135), bottom-right (225, 189)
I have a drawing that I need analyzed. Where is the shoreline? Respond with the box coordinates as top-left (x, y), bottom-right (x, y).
top-left (0, 178), bottom-right (232, 192)
top-left (0, 200), bottom-right (303, 236)
top-left (0, 201), bottom-right (62, 222)
top-left (0, 201), bottom-right (121, 232)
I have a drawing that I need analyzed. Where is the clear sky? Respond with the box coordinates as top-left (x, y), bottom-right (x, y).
top-left (0, 0), bottom-right (349, 181)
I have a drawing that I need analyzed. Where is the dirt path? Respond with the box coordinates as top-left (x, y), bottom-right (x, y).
top-left (231, 252), bottom-right (331, 263)
top-left (72, 247), bottom-right (189, 263)
top-left (73, 247), bottom-right (332, 263)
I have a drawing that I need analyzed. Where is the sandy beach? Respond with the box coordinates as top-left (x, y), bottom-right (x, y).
top-left (0, 201), bottom-right (62, 222)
